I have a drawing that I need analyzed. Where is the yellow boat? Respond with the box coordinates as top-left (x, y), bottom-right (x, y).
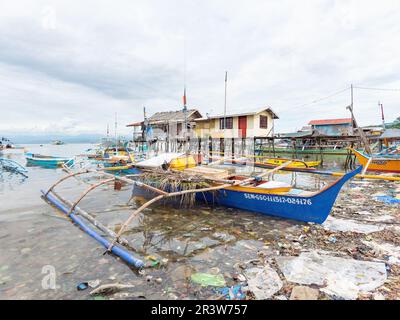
top-left (351, 148), bottom-right (400, 173)
top-left (263, 158), bottom-right (321, 168)
top-left (169, 155), bottom-right (197, 170)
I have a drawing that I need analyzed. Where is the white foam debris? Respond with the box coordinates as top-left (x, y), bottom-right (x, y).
top-left (322, 216), bottom-right (384, 234)
top-left (244, 265), bottom-right (283, 300)
top-left (275, 251), bottom-right (387, 300)
top-left (362, 241), bottom-right (400, 265)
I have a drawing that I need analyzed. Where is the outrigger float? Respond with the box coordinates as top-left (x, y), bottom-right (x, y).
top-left (41, 161), bottom-right (361, 267)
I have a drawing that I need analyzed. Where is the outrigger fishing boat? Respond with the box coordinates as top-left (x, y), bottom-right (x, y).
top-left (351, 148), bottom-right (400, 173)
top-left (41, 163), bottom-right (361, 268)
top-left (25, 153), bottom-right (74, 168)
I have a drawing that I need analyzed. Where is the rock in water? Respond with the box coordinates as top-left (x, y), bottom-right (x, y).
top-left (290, 286), bottom-right (319, 300)
top-left (244, 265), bottom-right (283, 300)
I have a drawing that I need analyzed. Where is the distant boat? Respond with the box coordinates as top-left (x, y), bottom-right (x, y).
top-left (52, 140), bottom-right (65, 145)
top-left (25, 153), bottom-right (73, 168)
top-left (0, 145), bottom-right (26, 154)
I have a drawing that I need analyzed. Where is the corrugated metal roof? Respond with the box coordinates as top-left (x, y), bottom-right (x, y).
top-left (379, 129), bottom-right (400, 139)
top-left (194, 107), bottom-right (279, 121)
top-left (309, 118), bottom-right (352, 125)
top-left (126, 109), bottom-right (202, 127)
top-left (126, 121), bottom-right (143, 127)
top-left (276, 131), bottom-right (314, 138)
top-left (149, 109), bottom-right (201, 122)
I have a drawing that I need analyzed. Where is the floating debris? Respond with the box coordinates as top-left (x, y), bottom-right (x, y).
top-left (89, 283), bottom-right (136, 296)
top-left (215, 285), bottom-right (246, 300)
top-left (191, 273), bottom-right (226, 287)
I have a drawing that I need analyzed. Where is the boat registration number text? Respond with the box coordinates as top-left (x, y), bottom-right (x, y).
top-left (243, 193), bottom-right (312, 205)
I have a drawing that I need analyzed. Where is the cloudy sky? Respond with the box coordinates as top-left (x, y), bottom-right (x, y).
top-left (1, 0), bottom-right (399, 136)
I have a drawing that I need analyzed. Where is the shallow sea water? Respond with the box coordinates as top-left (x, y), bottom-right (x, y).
top-left (0, 144), bottom-right (346, 299)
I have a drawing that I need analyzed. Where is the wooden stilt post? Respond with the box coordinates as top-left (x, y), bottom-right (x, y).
top-left (209, 137), bottom-right (213, 162)
top-left (231, 138), bottom-right (235, 160)
top-left (198, 138), bottom-right (202, 165)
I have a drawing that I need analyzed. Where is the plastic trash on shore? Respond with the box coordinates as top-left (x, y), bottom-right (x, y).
top-left (275, 251), bottom-right (387, 299)
top-left (244, 265), bottom-right (283, 299)
top-left (375, 195), bottom-right (400, 204)
top-left (322, 216), bottom-right (384, 234)
top-left (215, 285), bottom-right (246, 300)
top-left (191, 273), bottom-right (226, 287)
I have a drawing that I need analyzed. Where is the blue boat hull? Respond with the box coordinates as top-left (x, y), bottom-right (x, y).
top-left (105, 167), bottom-right (142, 174)
top-left (197, 166), bottom-right (362, 224)
top-left (131, 166), bottom-right (362, 224)
top-left (102, 162), bottom-right (141, 175)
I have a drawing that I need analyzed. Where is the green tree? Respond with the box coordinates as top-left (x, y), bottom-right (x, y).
top-left (388, 116), bottom-right (400, 129)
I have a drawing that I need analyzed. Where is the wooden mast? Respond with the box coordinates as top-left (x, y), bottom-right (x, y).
top-left (347, 84), bottom-right (372, 154)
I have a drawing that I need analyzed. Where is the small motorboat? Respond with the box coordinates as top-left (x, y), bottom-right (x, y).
top-left (52, 140), bottom-right (65, 145)
top-left (262, 158), bottom-right (321, 168)
top-left (0, 141), bottom-right (26, 154)
top-left (25, 153), bottom-right (73, 168)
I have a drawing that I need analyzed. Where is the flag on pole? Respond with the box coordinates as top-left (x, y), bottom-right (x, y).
top-left (183, 88), bottom-right (187, 106)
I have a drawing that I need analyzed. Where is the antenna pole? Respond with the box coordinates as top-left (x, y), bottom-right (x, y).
top-left (351, 83), bottom-right (354, 110)
top-left (380, 102), bottom-right (385, 129)
top-left (114, 112), bottom-right (118, 148)
top-left (143, 106), bottom-right (147, 142)
top-left (224, 71), bottom-right (228, 139)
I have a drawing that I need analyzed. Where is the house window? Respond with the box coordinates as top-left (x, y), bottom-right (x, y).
top-left (219, 117), bottom-right (233, 129)
top-left (260, 115), bottom-right (268, 129)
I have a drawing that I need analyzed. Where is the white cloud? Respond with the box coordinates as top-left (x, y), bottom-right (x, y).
top-left (0, 0), bottom-right (399, 135)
